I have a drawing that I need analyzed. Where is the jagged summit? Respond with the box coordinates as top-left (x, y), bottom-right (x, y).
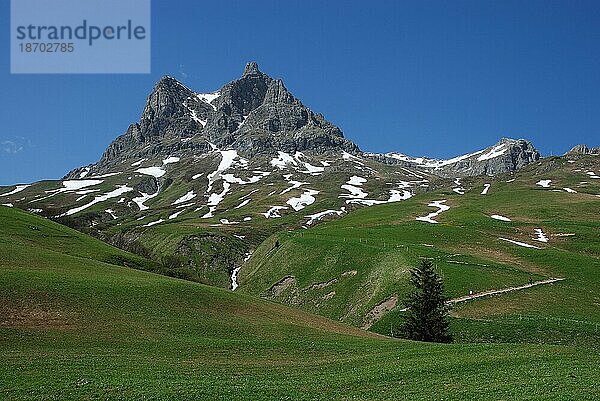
top-left (70, 62), bottom-right (357, 177)
top-left (242, 61), bottom-right (263, 77)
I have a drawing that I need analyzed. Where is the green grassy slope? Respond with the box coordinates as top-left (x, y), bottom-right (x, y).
top-left (0, 151), bottom-right (444, 288)
top-left (239, 156), bottom-right (600, 345)
top-left (2, 206), bottom-right (599, 400)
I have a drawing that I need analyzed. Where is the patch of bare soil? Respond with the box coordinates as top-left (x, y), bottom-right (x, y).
top-left (361, 295), bottom-right (398, 330)
top-left (0, 302), bottom-right (74, 330)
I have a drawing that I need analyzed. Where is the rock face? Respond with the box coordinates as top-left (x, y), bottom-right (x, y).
top-left (565, 144), bottom-right (600, 156)
top-left (368, 138), bottom-right (541, 178)
top-left (67, 62), bottom-right (358, 178)
top-left (434, 138), bottom-right (541, 177)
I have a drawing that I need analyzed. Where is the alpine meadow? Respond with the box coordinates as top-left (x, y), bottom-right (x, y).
top-left (2, 1), bottom-right (600, 399)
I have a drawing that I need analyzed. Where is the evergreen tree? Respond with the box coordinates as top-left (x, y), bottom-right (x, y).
top-left (401, 260), bottom-right (452, 343)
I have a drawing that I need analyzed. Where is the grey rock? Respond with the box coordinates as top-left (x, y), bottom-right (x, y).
top-left (565, 144), bottom-right (600, 156)
top-left (369, 138), bottom-right (541, 178)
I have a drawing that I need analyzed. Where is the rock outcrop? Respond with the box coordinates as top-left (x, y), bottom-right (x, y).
top-left (368, 138), bottom-right (541, 178)
top-left (565, 144), bottom-right (600, 156)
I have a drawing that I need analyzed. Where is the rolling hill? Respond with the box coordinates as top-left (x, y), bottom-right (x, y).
top-left (1, 205), bottom-right (599, 400)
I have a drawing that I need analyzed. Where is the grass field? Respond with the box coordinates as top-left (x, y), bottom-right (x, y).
top-left (2, 206), bottom-right (599, 400)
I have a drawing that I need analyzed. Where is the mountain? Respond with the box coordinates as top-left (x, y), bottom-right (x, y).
top-left (66, 62), bottom-right (539, 179)
top-left (67, 62), bottom-right (358, 179)
top-left (367, 138), bottom-right (541, 178)
top-left (0, 62), bottom-right (549, 289)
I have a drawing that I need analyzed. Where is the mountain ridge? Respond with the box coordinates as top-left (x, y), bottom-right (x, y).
top-left (65, 62), bottom-right (540, 180)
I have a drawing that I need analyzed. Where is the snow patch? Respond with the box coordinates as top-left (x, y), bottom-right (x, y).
top-left (586, 171), bottom-right (600, 179)
top-left (235, 199), bottom-right (251, 209)
top-left (222, 171), bottom-right (269, 185)
top-left (202, 206), bottom-right (216, 219)
top-left (197, 91), bottom-right (220, 110)
top-left (295, 152), bottom-right (325, 175)
top-left (499, 238), bottom-right (541, 249)
top-left (280, 180), bottom-right (309, 195)
top-left (481, 183), bottom-right (491, 195)
top-left (533, 229), bottom-right (549, 243)
top-left (144, 219), bottom-right (164, 227)
top-left (132, 187), bottom-right (160, 211)
top-left (305, 208), bottom-right (346, 225)
top-left (348, 190), bottom-right (412, 206)
top-left (207, 150), bottom-right (247, 193)
top-left (490, 214), bottom-right (511, 222)
top-left (136, 167), bottom-right (166, 178)
top-left (287, 189), bottom-right (319, 211)
top-left (340, 184), bottom-right (368, 199)
top-left (341, 151), bottom-right (365, 166)
top-left (416, 200), bottom-right (450, 224)
top-left (62, 180), bottom-right (103, 191)
top-left (262, 206), bottom-right (288, 218)
top-left (61, 185), bottom-right (133, 216)
top-left (169, 209), bottom-right (186, 220)
top-left (536, 180), bottom-right (552, 188)
top-left (162, 156), bottom-right (180, 165)
top-left (453, 178), bottom-right (465, 195)
top-left (477, 143), bottom-right (508, 161)
top-left (0, 185), bottom-right (30, 197)
top-left (207, 182), bottom-right (231, 207)
top-left (173, 190), bottom-right (196, 205)
top-left (271, 151), bottom-right (298, 169)
top-left (88, 172), bottom-right (121, 179)
top-left (348, 176), bottom-right (367, 186)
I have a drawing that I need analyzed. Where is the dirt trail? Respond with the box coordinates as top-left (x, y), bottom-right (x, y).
top-left (397, 277), bottom-right (565, 313)
top-left (448, 277), bottom-right (565, 305)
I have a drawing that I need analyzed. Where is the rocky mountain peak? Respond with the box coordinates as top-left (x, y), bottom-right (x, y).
top-left (155, 75), bottom-right (187, 89)
top-left (139, 76), bottom-right (196, 137)
top-left (242, 61), bottom-right (263, 78)
top-left (66, 62), bottom-right (359, 177)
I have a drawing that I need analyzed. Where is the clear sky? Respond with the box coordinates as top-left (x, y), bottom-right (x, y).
top-left (1, 0), bottom-right (599, 185)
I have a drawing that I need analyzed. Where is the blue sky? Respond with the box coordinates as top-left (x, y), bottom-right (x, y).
top-left (1, 0), bottom-right (599, 185)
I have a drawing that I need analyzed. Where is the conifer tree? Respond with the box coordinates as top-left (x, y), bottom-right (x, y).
top-left (402, 260), bottom-right (452, 343)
